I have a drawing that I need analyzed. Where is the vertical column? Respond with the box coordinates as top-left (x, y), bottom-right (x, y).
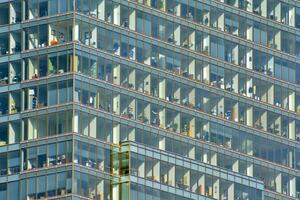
top-left (9, 3), bottom-right (16, 24)
top-left (289, 91), bottom-right (295, 112)
top-left (203, 150), bottom-right (208, 163)
top-left (261, 111), bottom-right (267, 131)
top-left (158, 53), bottom-right (166, 69)
top-left (138, 157), bottom-right (145, 178)
top-left (232, 159), bottom-right (239, 173)
top-left (232, 73), bottom-right (239, 93)
top-left (113, 64), bottom-right (120, 85)
top-left (213, 179), bottom-right (220, 199)
top-left (175, 2), bottom-right (181, 16)
top-left (203, 35), bottom-right (210, 54)
top-left (153, 161), bottom-right (160, 182)
top-left (144, 0), bottom-right (151, 7)
top-left (159, 108), bottom-right (166, 129)
top-left (188, 146), bottom-right (195, 159)
top-left (113, 124), bottom-right (120, 144)
top-left (188, 60), bottom-right (195, 79)
top-left (188, 118), bottom-right (195, 138)
top-left (203, 63), bottom-right (210, 84)
top-left (91, 26), bottom-right (97, 47)
top-left (268, 85), bottom-right (274, 105)
top-left (184, 170), bottom-right (190, 189)
top-left (113, 94), bottom-right (120, 114)
top-left (290, 176), bottom-right (296, 197)
top-left (8, 123), bottom-right (15, 144)
top-left (168, 166), bottom-right (175, 187)
top-left (174, 25), bottom-right (181, 46)
top-left (90, 116), bottom-right (97, 138)
top-left (28, 118), bottom-right (37, 140)
top-left (73, 112), bottom-right (79, 133)
top-left (288, 148), bottom-right (294, 168)
top-left (246, 78), bottom-right (253, 98)
top-left (7, 62), bottom-right (11, 87)
top-left (232, 102), bottom-right (239, 122)
top-left (289, 7), bottom-right (295, 27)
top-left (189, 31), bottom-right (195, 51)
top-left (261, 0), bottom-right (267, 17)
top-left (21, 59), bottom-right (25, 82)
top-left (210, 152), bottom-right (217, 166)
top-left (203, 11), bottom-right (210, 26)
top-left (275, 2), bottom-right (281, 23)
top-left (228, 183), bottom-right (234, 200)
top-left (246, 49), bottom-right (253, 69)
top-left (275, 172), bottom-right (282, 193)
top-left (261, 85), bottom-right (268, 103)
top-left (159, 79), bottom-right (166, 99)
top-left (129, 99), bottom-right (136, 119)
top-left (113, 4), bottom-right (120, 26)
top-left (159, 137), bottom-right (165, 151)
top-left (70, 54), bottom-right (79, 72)
top-left (129, 69), bottom-right (136, 89)
top-left (112, 184), bottom-right (119, 200)
top-left (232, 45), bottom-right (239, 65)
top-left (144, 104), bottom-right (151, 123)
top-left (74, 24), bottom-right (79, 41)
top-left (9, 33), bottom-right (15, 54)
top-left (218, 98), bottom-right (224, 117)
top-left (188, 88), bottom-right (196, 107)
top-left (289, 120), bottom-right (295, 140)
top-left (98, 0), bottom-right (105, 20)
top-left (129, 9), bottom-right (136, 31)
top-left (275, 30), bottom-right (281, 51)
top-left (174, 113), bottom-right (180, 133)
top-left (275, 116), bottom-right (281, 136)
top-left (247, 0), bottom-right (253, 12)
top-left (218, 13), bottom-right (224, 31)
top-left (174, 85), bottom-right (181, 103)
top-left (128, 128), bottom-right (135, 141)
top-left (144, 74), bottom-right (151, 95)
top-left (268, 56), bottom-right (274, 75)
top-left (247, 163), bottom-right (253, 177)
top-left (199, 174), bottom-right (205, 195)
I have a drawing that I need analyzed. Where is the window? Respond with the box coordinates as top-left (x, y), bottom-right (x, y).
top-left (8, 151), bottom-right (20, 175)
top-left (8, 181), bottom-right (18, 200)
top-left (49, 0), bottom-right (58, 15)
top-left (0, 183), bottom-right (6, 200)
top-left (48, 83), bottom-right (57, 106)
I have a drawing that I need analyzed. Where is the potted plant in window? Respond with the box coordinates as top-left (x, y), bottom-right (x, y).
top-left (159, 0), bottom-right (164, 11)
top-left (172, 123), bottom-right (178, 132)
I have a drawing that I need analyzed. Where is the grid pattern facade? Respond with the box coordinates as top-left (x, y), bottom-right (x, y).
top-left (0, 0), bottom-right (300, 199)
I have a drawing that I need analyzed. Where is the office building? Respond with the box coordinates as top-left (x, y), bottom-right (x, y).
top-left (0, 0), bottom-right (300, 199)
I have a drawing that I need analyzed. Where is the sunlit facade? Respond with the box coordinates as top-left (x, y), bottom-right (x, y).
top-left (0, 0), bottom-right (300, 199)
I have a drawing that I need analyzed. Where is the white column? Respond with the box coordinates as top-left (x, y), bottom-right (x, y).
top-left (174, 25), bottom-right (181, 46)
top-left (289, 120), bottom-right (295, 140)
top-left (113, 4), bottom-right (120, 26)
top-left (246, 49), bottom-right (253, 69)
top-left (289, 176), bottom-right (296, 197)
top-left (289, 7), bottom-right (295, 27)
top-left (289, 91), bottom-right (295, 111)
top-left (213, 179), bottom-right (220, 199)
top-left (275, 173), bottom-right (282, 193)
top-left (129, 9), bottom-right (136, 31)
top-left (247, 163), bottom-right (253, 177)
top-left (90, 116), bottom-right (97, 138)
top-left (261, 0), bottom-right (267, 17)
top-left (159, 137), bottom-right (165, 151)
top-left (98, 0), bottom-right (105, 20)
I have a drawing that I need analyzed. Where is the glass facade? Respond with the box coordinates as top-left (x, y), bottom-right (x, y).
top-left (0, 0), bottom-right (299, 199)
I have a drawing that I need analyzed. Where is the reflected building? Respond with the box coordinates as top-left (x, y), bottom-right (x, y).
top-left (0, 0), bottom-right (300, 199)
